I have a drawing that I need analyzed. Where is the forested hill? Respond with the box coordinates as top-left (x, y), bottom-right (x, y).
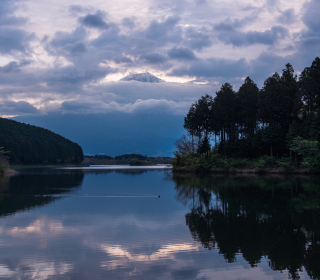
top-left (0, 118), bottom-right (84, 164)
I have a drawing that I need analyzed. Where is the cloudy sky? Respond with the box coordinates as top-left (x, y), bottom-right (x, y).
top-left (1, 0), bottom-right (320, 155)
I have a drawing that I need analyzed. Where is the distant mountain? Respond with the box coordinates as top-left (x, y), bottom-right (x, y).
top-left (120, 72), bottom-right (165, 83)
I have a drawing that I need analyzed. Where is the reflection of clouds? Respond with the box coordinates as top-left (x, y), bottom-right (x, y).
top-left (197, 265), bottom-right (277, 280)
top-left (8, 219), bottom-right (76, 237)
top-left (97, 242), bottom-right (198, 268)
top-left (25, 262), bottom-right (73, 279)
top-left (0, 214), bottom-right (297, 279)
top-left (0, 265), bottom-right (14, 277)
top-left (10, 261), bottom-right (72, 279)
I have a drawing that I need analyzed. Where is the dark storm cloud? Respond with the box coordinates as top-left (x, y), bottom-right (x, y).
top-left (94, 81), bottom-right (214, 105)
top-left (78, 11), bottom-right (109, 30)
top-left (248, 52), bottom-right (287, 86)
top-left (46, 15), bottom-right (185, 73)
top-left (0, 0), bottom-right (27, 26)
top-left (2, 1), bottom-right (317, 121)
top-left (168, 47), bottom-right (196, 60)
top-left (0, 0), bottom-right (33, 56)
top-left (290, 0), bottom-right (320, 66)
top-left (49, 27), bottom-right (87, 49)
top-left (68, 5), bottom-right (90, 15)
top-left (302, 0), bottom-right (320, 36)
top-left (0, 28), bottom-right (34, 55)
top-left (184, 27), bottom-right (212, 51)
top-left (214, 23), bottom-right (288, 46)
top-left (114, 55), bottom-right (133, 64)
top-left (169, 57), bottom-right (250, 79)
top-left (47, 27), bottom-right (89, 58)
top-left (59, 98), bottom-right (191, 115)
top-left (0, 101), bottom-right (39, 115)
top-left (0, 15), bottom-right (26, 26)
top-left (61, 100), bottom-right (93, 112)
top-left (122, 17), bottom-right (136, 30)
top-left (195, 0), bottom-right (206, 5)
top-left (46, 65), bottom-right (113, 86)
top-left (277, 9), bottom-right (295, 24)
top-left (91, 24), bottom-right (124, 49)
top-left (0, 60), bottom-right (30, 74)
top-left (144, 16), bottom-right (182, 44)
top-left (63, 42), bottom-right (87, 55)
top-left (140, 53), bottom-right (167, 64)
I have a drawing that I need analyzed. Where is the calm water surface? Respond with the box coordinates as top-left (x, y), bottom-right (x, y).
top-left (0, 166), bottom-right (319, 279)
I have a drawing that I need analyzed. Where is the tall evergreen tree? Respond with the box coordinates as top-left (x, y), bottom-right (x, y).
top-left (184, 94), bottom-right (214, 154)
top-left (280, 63), bottom-right (302, 129)
top-left (299, 57), bottom-right (320, 114)
top-left (213, 83), bottom-right (237, 157)
top-left (237, 77), bottom-right (259, 137)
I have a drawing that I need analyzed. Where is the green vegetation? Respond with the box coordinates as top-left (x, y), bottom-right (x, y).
top-left (0, 147), bottom-right (9, 174)
top-left (83, 154), bottom-right (172, 165)
top-left (0, 118), bottom-right (84, 165)
top-left (173, 57), bottom-right (320, 173)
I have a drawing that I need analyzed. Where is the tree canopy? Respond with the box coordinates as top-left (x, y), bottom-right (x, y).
top-left (0, 118), bottom-right (84, 164)
top-left (177, 57), bottom-right (320, 169)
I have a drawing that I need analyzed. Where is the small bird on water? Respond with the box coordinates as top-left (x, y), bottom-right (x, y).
top-left (158, 195), bottom-right (160, 198)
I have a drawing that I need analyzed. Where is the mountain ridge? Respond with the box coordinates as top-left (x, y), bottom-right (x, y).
top-left (120, 72), bottom-right (165, 83)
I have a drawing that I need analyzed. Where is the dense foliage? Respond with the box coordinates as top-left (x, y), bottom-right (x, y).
top-left (174, 57), bottom-right (320, 172)
top-left (0, 147), bottom-right (9, 173)
top-left (84, 154), bottom-right (172, 165)
top-left (0, 118), bottom-right (84, 164)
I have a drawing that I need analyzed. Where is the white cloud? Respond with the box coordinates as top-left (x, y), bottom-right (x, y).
top-left (0, 0), bottom-right (317, 118)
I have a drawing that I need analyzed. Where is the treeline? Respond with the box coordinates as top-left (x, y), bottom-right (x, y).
top-left (0, 118), bottom-right (84, 165)
top-left (173, 174), bottom-right (320, 279)
top-left (84, 154), bottom-right (172, 165)
top-left (174, 57), bottom-right (320, 171)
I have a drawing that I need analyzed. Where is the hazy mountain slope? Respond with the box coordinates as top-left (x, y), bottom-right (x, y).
top-left (0, 118), bottom-right (84, 164)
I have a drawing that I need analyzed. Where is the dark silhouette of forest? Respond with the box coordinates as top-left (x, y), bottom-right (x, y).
top-left (0, 169), bottom-right (84, 217)
top-left (172, 174), bottom-right (320, 280)
top-left (84, 154), bottom-right (172, 165)
top-left (174, 57), bottom-right (320, 172)
top-left (0, 118), bottom-right (84, 165)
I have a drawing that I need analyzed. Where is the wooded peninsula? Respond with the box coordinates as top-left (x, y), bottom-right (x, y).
top-left (0, 118), bottom-right (84, 172)
top-left (173, 57), bottom-right (320, 173)
top-left (83, 154), bottom-right (172, 166)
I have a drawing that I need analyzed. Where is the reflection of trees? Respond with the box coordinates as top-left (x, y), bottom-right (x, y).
top-left (82, 169), bottom-right (162, 176)
top-left (173, 174), bottom-right (320, 280)
top-left (0, 170), bottom-right (84, 217)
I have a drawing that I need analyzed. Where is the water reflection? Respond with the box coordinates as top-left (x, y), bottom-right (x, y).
top-left (1, 168), bottom-right (319, 279)
top-left (80, 168), bottom-right (165, 176)
top-left (0, 169), bottom-right (84, 217)
top-left (172, 174), bottom-right (320, 280)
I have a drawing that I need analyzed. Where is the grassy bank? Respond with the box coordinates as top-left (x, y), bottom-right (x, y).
top-left (172, 153), bottom-right (317, 174)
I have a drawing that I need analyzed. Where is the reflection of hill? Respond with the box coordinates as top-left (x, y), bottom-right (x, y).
top-left (81, 168), bottom-right (164, 176)
top-left (0, 169), bottom-right (84, 217)
top-left (172, 174), bottom-right (320, 280)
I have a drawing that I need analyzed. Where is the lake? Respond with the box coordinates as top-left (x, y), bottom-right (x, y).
top-left (0, 166), bottom-right (319, 279)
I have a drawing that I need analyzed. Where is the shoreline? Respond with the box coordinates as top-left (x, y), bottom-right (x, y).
top-left (172, 166), bottom-right (317, 175)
